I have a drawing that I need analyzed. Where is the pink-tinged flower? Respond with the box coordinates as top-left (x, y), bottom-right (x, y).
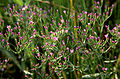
top-left (21, 18), bottom-right (23, 21)
top-left (25, 75), bottom-right (28, 78)
top-left (63, 10), bottom-right (66, 14)
top-left (46, 42), bottom-right (48, 45)
top-left (96, 6), bottom-right (99, 9)
top-left (112, 4), bottom-right (114, 7)
top-left (13, 5), bottom-right (15, 9)
top-left (40, 8), bottom-right (42, 11)
top-left (55, 71), bottom-right (57, 73)
top-left (88, 23), bottom-right (90, 26)
top-left (18, 42), bottom-right (20, 45)
top-left (70, 49), bottom-right (74, 53)
top-left (5, 59), bottom-right (7, 63)
top-left (104, 34), bottom-right (108, 39)
top-left (81, 18), bottom-right (83, 21)
top-left (113, 27), bottom-right (117, 30)
top-left (30, 36), bottom-right (33, 39)
top-left (77, 15), bottom-right (80, 18)
top-left (106, 12), bottom-right (109, 15)
top-left (18, 26), bottom-right (21, 29)
top-left (63, 62), bottom-right (65, 65)
top-left (8, 4), bottom-right (10, 7)
top-left (95, 37), bottom-right (97, 41)
top-left (41, 60), bottom-right (44, 62)
top-left (48, 55), bottom-right (50, 58)
top-left (78, 46), bottom-right (80, 49)
top-left (85, 11), bottom-right (87, 15)
top-left (37, 47), bottom-right (39, 50)
top-left (14, 27), bottom-right (17, 30)
top-left (114, 56), bottom-right (117, 59)
top-left (30, 21), bottom-right (34, 24)
top-left (22, 5), bottom-right (27, 11)
top-left (20, 44), bottom-right (22, 48)
top-left (46, 48), bottom-right (49, 52)
top-left (118, 24), bottom-right (120, 29)
top-left (53, 44), bottom-right (55, 47)
top-left (87, 51), bottom-right (89, 54)
top-left (90, 36), bottom-right (94, 39)
top-left (1, 68), bottom-right (4, 71)
top-left (7, 42), bottom-right (9, 45)
top-left (110, 9), bottom-right (113, 13)
top-left (102, 67), bottom-right (108, 71)
top-left (56, 9), bottom-right (58, 12)
top-left (54, 37), bottom-right (58, 41)
top-left (33, 68), bottom-right (35, 70)
top-left (61, 50), bottom-right (63, 53)
top-left (9, 8), bottom-right (12, 11)
top-left (83, 29), bottom-right (86, 32)
top-left (102, 67), bottom-right (105, 71)
top-left (62, 40), bottom-right (65, 46)
top-left (59, 53), bottom-right (61, 56)
top-left (97, 1), bottom-right (99, 4)
top-left (99, 13), bottom-right (101, 16)
top-left (112, 41), bottom-right (115, 43)
top-left (74, 26), bottom-right (76, 28)
top-left (2, 39), bottom-right (4, 42)
top-left (89, 12), bottom-right (93, 15)
top-left (37, 53), bottom-right (40, 57)
top-left (104, 68), bottom-right (108, 71)
top-left (7, 25), bottom-right (11, 29)
top-left (8, 29), bottom-right (10, 32)
top-left (61, 19), bottom-right (64, 23)
top-left (29, 40), bottom-right (31, 43)
top-left (20, 36), bottom-right (23, 40)
top-left (49, 43), bottom-right (51, 46)
top-left (65, 30), bottom-right (68, 33)
top-left (67, 47), bottom-right (69, 50)
top-left (118, 32), bottom-right (120, 36)
top-left (50, 52), bottom-right (53, 56)
top-left (64, 57), bottom-right (67, 60)
top-left (0, 32), bottom-right (2, 35)
top-left (87, 38), bottom-right (89, 41)
top-left (43, 35), bottom-right (45, 38)
top-left (67, 36), bottom-right (69, 39)
top-left (61, 15), bottom-right (63, 18)
top-left (105, 25), bottom-right (109, 28)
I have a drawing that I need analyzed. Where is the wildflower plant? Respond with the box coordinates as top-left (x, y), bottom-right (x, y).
top-left (0, 0), bottom-right (120, 79)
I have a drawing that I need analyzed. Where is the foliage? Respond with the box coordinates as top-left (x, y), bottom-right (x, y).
top-left (0, 0), bottom-right (120, 79)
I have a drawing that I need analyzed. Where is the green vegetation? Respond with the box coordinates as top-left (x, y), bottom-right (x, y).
top-left (0, 0), bottom-right (120, 79)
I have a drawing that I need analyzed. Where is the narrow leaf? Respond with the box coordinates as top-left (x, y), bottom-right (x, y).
top-left (0, 48), bottom-right (23, 71)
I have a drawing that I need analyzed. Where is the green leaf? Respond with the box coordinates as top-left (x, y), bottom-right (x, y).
top-left (25, 0), bottom-right (31, 6)
top-left (13, 0), bottom-right (23, 6)
top-left (0, 48), bottom-right (23, 71)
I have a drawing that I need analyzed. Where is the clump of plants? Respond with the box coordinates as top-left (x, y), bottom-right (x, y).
top-left (0, 0), bottom-right (120, 79)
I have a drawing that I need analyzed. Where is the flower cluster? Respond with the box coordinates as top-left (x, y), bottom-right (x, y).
top-left (0, 1), bottom-right (120, 78)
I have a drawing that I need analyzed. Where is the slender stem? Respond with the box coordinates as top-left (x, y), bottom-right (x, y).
top-left (62, 71), bottom-right (67, 79)
top-left (70, 0), bottom-right (81, 79)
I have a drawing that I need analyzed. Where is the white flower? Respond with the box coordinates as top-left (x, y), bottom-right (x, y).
top-left (70, 49), bottom-right (74, 53)
top-left (22, 6), bottom-right (28, 11)
top-left (61, 19), bottom-right (64, 23)
top-left (7, 25), bottom-right (11, 29)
